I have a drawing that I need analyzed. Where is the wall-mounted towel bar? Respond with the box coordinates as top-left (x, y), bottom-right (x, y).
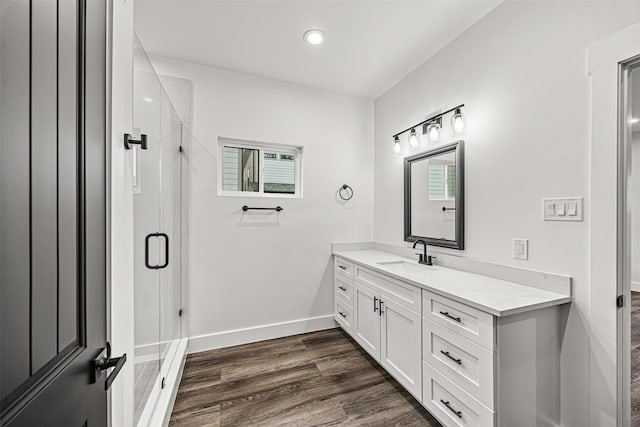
top-left (242, 205), bottom-right (283, 212)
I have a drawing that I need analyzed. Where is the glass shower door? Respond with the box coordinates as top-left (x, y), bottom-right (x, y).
top-left (158, 86), bottom-right (184, 377)
top-left (132, 34), bottom-right (185, 426)
top-left (132, 37), bottom-right (162, 425)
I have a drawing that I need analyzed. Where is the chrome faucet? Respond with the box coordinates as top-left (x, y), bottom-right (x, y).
top-left (412, 239), bottom-right (433, 266)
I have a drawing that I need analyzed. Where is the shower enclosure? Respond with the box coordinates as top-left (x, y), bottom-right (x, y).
top-left (132, 36), bottom-right (189, 426)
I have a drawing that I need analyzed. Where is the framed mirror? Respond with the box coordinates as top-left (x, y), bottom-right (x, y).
top-left (404, 141), bottom-right (464, 249)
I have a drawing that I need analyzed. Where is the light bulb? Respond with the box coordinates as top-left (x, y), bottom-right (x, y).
top-left (451, 108), bottom-right (465, 134)
top-left (393, 136), bottom-right (402, 156)
top-left (429, 126), bottom-right (439, 142)
top-left (427, 119), bottom-right (441, 142)
top-left (409, 128), bottom-right (419, 148)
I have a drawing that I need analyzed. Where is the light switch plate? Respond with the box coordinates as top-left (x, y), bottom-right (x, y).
top-left (513, 238), bottom-right (528, 260)
top-left (543, 197), bottom-right (583, 222)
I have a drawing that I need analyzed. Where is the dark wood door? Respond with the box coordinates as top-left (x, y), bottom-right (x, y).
top-left (0, 0), bottom-right (112, 425)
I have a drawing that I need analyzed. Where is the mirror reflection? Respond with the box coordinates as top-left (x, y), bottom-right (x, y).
top-left (410, 150), bottom-right (456, 240)
top-left (405, 141), bottom-right (464, 249)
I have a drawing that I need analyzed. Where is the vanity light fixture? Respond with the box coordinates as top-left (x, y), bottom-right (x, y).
top-left (409, 128), bottom-right (419, 148)
top-left (392, 104), bottom-right (465, 153)
top-left (424, 117), bottom-right (442, 143)
top-left (393, 135), bottom-right (402, 156)
top-left (451, 108), bottom-right (465, 133)
top-left (303, 29), bottom-right (325, 45)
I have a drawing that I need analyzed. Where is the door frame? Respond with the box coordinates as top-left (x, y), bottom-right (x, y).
top-left (616, 53), bottom-right (639, 427)
top-left (588, 22), bottom-right (640, 427)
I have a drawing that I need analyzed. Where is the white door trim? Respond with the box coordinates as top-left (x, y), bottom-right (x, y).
top-left (588, 21), bottom-right (640, 427)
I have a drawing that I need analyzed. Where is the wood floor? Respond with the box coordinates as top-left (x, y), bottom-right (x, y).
top-left (169, 328), bottom-right (441, 426)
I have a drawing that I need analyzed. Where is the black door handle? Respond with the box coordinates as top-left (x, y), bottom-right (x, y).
top-left (90, 342), bottom-right (127, 390)
top-left (145, 233), bottom-right (159, 269)
top-left (145, 232), bottom-right (169, 269)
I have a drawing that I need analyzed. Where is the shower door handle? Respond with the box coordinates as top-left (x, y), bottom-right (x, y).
top-left (145, 232), bottom-right (169, 269)
top-left (145, 233), bottom-right (159, 269)
top-left (157, 233), bottom-right (169, 269)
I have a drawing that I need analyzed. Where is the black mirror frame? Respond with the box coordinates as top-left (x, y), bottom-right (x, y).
top-left (404, 140), bottom-right (465, 250)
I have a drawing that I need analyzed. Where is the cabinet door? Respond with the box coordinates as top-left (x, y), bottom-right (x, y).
top-left (354, 282), bottom-right (381, 361)
top-left (380, 297), bottom-right (422, 398)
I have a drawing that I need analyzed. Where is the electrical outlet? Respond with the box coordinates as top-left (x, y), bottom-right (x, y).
top-left (513, 238), bottom-right (528, 260)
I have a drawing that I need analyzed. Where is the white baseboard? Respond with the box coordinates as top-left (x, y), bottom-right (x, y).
top-left (188, 315), bottom-right (337, 354)
top-left (632, 281), bottom-right (640, 292)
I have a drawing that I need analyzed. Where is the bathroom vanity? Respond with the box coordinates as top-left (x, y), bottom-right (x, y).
top-left (333, 247), bottom-right (571, 427)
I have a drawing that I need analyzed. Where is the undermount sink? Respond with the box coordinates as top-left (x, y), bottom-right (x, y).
top-left (376, 260), bottom-right (434, 275)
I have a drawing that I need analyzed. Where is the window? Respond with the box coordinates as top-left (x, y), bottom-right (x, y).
top-left (218, 137), bottom-right (302, 197)
top-left (428, 162), bottom-right (456, 200)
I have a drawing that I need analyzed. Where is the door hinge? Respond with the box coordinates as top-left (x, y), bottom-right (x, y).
top-left (617, 295), bottom-right (624, 308)
top-left (161, 377), bottom-right (166, 389)
top-left (178, 308), bottom-right (183, 317)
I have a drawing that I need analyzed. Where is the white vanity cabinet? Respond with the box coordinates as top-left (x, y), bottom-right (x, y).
top-left (334, 257), bottom-right (355, 335)
top-left (421, 289), bottom-right (562, 427)
top-left (333, 254), bottom-right (565, 427)
top-left (339, 260), bottom-right (423, 399)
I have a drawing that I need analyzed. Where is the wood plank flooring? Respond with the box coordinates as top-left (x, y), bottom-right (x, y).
top-left (169, 328), bottom-right (441, 426)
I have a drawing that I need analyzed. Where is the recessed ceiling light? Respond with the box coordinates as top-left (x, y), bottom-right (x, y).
top-left (303, 29), bottom-right (325, 45)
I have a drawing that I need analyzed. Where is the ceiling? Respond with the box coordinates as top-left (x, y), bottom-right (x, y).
top-left (134, 0), bottom-right (502, 99)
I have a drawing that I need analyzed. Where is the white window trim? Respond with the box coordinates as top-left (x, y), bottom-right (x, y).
top-left (217, 137), bottom-right (303, 198)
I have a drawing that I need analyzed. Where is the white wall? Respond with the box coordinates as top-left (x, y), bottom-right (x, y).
top-left (148, 56), bottom-right (374, 345)
top-left (373, 2), bottom-right (640, 426)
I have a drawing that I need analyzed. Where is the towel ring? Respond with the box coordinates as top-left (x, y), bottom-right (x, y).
top-left (339, 184), bottom-right (353, 201)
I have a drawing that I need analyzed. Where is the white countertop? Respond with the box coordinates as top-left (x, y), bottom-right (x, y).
top-left (333, 249), bottom-right (571, 317)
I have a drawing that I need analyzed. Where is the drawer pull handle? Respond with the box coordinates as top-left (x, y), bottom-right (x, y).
top-left (439, 311), bottom-right (461, 323)
top-left (338, 311), bottom-right (347, 318)
top-left (338, 265), bottom-right (347, 270)
top-left (440, 399), bottom-right (462, 418)
top-left (379, 300), bottom-right (384, 316)
top-left (440, 350), bottom-right (462, 365)
top-left (373, 296), bottom-right (378, 312)
top-left (338, 286), bottom-right (347, 291)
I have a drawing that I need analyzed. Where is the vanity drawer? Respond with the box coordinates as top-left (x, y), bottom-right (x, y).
top-left (422, 290), bottom-right (494, 350)
top-left (355, 265), bottom-right (421, 314)
top-left (423, 318), bottom-right (494, 410)
top-left (335, 295), bottom-right (353, 335)
top-left (335, 257), bottom-right (354, 279)
top-left (422, 362), bottom-right (494, 427)
top-left (335, 274), bottom-right (353, 307)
